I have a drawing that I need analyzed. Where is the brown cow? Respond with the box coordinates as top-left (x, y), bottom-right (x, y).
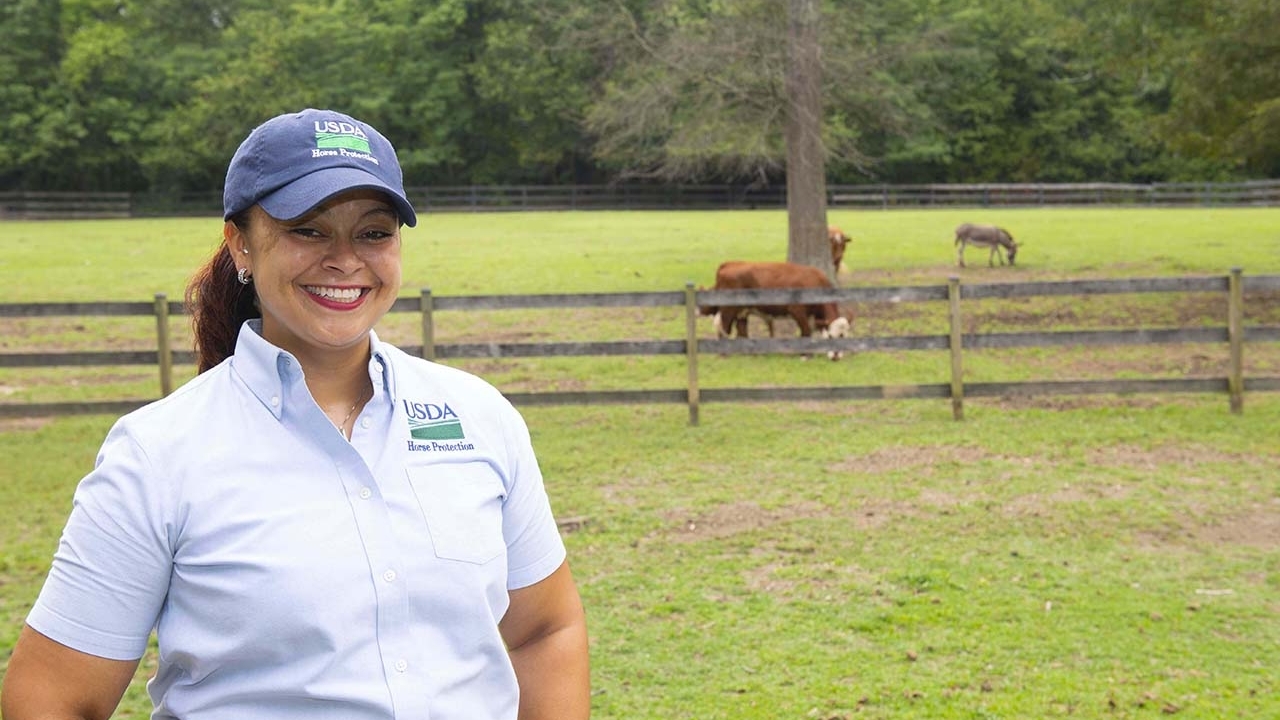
top-left (703, 233), bottom-right (847, 338)
top-left (702, 261), bottom-right (852, 360)
top-left (955, 223), bottom-right (1017, 268)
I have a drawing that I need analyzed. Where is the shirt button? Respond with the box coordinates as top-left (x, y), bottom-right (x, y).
top-left (270, 396), bottom-right (280, 407)
top-left (361, 417), bottom-right (371, 429)
top-left (383, 569), bottom-right (397, 583)
top-left (394, 659), bottom-right (408, 672)
top-left (359, 487), bottom-right (372, 500)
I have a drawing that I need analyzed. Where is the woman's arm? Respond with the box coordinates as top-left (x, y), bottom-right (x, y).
top-left (1, 624), bottom-right (138, 720)
top-left (499, 560), bottom-right (590, 720)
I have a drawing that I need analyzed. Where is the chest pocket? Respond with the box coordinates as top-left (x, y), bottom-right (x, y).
top-left (407, 462), bottom-right (507, 564)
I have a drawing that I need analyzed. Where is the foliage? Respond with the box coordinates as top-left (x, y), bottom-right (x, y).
top-left (0, 0), bottom-right (1273, 192)
top-left (1155, 0), bottom-right (1280, 176)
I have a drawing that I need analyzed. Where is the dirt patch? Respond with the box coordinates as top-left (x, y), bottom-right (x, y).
top-left (1, 371), bottom-right (158, 392)
top-left (658, 438), bottom-right (1279, 551)
top-left (1196, 505), bottom-right (1280, 548)
top-left (666, 501), bottom-right (826, 541)
top-left (827, 446), bottom-right (997, 475)
top-left (0, 317), bottom-right (194, 352)
top-left (0, 417), bottom-right (53, 433)
top-left (743, 559), bottom-right (874, 598)
top-left (1137, 502), bottom-right (1280, 551)
top-left (981, 395), bottom-right (1171, 411)
top-left (1086, 442), bottom-right (1279, 470)
top-left (663, 499), bottom-right (909, 544)
top-left (1001, 484), bottom-right (1135, 516)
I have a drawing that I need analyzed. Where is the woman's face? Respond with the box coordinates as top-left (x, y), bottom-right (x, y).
top-left (226, 189), bottom-right (402, 363)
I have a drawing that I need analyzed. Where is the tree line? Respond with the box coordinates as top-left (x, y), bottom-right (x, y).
top-left (1, 0), bottom-right (1276, 197)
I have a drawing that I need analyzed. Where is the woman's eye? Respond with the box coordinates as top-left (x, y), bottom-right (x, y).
top-left (358, 229), bottom-right (396, 243)
top-left (289, 227), bottom-right (325, 239)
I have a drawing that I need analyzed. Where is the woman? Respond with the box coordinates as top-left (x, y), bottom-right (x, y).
top-left (2, 109), bottom-right (589, 719)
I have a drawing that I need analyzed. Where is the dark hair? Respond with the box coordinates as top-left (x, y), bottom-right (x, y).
top-left (184, 213), bottom-right (260, 373)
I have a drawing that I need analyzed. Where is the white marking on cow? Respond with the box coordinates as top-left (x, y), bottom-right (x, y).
top-left (825, 316), bottom-right (850, 361)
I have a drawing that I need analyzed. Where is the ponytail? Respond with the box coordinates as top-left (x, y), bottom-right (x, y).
top-left (185, 215), bottom-right (260, 373)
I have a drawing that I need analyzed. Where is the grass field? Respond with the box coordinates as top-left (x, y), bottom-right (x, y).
top-left (2, 207), bottom-right (1279, 718)
top-left (2, 207), bottom-right (1279, 301)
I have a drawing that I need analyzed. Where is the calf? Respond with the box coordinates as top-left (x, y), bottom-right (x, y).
top-left (703, 261), bottom-right (852, 360)
top-left (828, 225), bottom-right (852, 273)
top-left (955, 223), bottom-right (1017, 267)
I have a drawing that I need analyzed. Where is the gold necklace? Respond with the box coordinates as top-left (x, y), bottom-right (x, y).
top-left (335, 390), bottom-right (368, 439)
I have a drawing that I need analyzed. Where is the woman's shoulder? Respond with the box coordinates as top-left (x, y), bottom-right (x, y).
top-left (111, 363), bottom-right (239, 440)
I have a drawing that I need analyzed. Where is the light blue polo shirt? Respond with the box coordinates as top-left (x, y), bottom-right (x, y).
top-left (27, 322), bottom-right (567, 719)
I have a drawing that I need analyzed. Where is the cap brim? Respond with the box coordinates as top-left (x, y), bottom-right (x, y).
top-left (257, 167), bottom-right (418, 227)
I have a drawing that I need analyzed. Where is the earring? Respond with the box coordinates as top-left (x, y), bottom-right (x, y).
top-left (237, 267), bottom-right (252, 285)
top-left (242, 248), bottom-right (249, 254)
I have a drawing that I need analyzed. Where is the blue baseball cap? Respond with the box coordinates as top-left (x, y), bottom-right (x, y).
top-left (223, 108), bottom-right (418, 227)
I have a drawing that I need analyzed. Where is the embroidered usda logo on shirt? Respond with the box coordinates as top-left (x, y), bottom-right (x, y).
top-left (404, 400), bottom-right (474, 451)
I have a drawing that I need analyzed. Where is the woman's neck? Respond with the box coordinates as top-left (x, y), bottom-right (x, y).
top-left (287, 342), bottom-right (376, 436)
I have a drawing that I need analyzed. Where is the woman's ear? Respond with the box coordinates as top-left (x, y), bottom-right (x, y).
top-left (224, 220), bottom-right (246, 257)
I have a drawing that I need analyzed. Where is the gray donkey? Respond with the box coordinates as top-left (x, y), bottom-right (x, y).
top-left (955, 223), bottom-right (1018, 267)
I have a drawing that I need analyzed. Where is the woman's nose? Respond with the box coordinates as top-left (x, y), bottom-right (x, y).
top-left (323, 236), bottom-right (363, 272)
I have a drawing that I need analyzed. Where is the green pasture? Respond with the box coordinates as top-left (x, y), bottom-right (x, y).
top-left (2, 207), bottom-right (1280, 718)
top-left (3, 207), bottom-right (1279, 405)
top-left (2, 207), bottom-right (1279, 301)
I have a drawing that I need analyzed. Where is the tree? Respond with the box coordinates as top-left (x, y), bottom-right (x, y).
top-left (143, 0), bottom-right (482, 191)
top-left (1154, 0), bottom-right (1280, 176)
top-left (0, 0), bottom-right (63, 188)
top-left (469, 0), bottom-right (602, 182)
top-left (1, 0), bottom-right (1270, 197)
top-left (784, 0), bottom-right (829, 275)
top-left (863, 0), bottom-right (1194, 184)
top-left (510, 0), bottom-right (927, 273)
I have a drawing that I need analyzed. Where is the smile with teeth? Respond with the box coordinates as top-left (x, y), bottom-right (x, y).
top-left (304, 285), bottom-right (364, 303)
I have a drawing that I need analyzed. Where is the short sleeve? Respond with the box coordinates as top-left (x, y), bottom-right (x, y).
top-left (497, 404), bottom-right (566, 590)
top-left (26, 421), bottom-right (175, 661)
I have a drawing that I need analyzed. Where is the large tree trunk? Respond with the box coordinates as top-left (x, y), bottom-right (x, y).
top-left (784, 0), bottom-right (831, 280)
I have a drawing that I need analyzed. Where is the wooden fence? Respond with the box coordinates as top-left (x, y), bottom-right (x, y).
top-left (0, 191), bottom-right (132, 219)
top-left (3, 180), bottom-right (1278, 218)
top-left (828, 180), bottom-right (1280, 209)
top-left (2, 272), bottom-right (1279, 424)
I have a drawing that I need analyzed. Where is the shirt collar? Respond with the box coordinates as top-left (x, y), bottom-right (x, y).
top-left (369, 333), bottom-right (397, 402)
top-left (230, 320), bottom-right (396, 419)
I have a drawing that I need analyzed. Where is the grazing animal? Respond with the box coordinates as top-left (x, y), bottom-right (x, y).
top-left (828, 225), bottom-right (852, 272)
top-left (702, 261), bottom-right (852, 360)
top-left (954, 223), bottom-right (1017, 268)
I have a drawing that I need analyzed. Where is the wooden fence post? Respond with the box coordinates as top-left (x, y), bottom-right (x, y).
top-left (684, 282), bottom-right (700, 427)
top-left (420, 289), bottom-right (435, 361)
top-left (1228, 267), bottom-right (1244, 414)
top-left (153, 293), bottom-right (173, 397)
top-left (948, 277), bottom-right (964, 421)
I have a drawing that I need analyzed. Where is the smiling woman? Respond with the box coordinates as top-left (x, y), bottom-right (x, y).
top-left (0, 109), bottom-right (590, 720)
top-left (223, 192), bottom-right (404, 404)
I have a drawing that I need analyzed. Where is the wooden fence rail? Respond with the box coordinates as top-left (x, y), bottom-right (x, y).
top-left (2, 272), bottom-right (1279, 424)
top-left (3, 180), bottom-right (1279, 218)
